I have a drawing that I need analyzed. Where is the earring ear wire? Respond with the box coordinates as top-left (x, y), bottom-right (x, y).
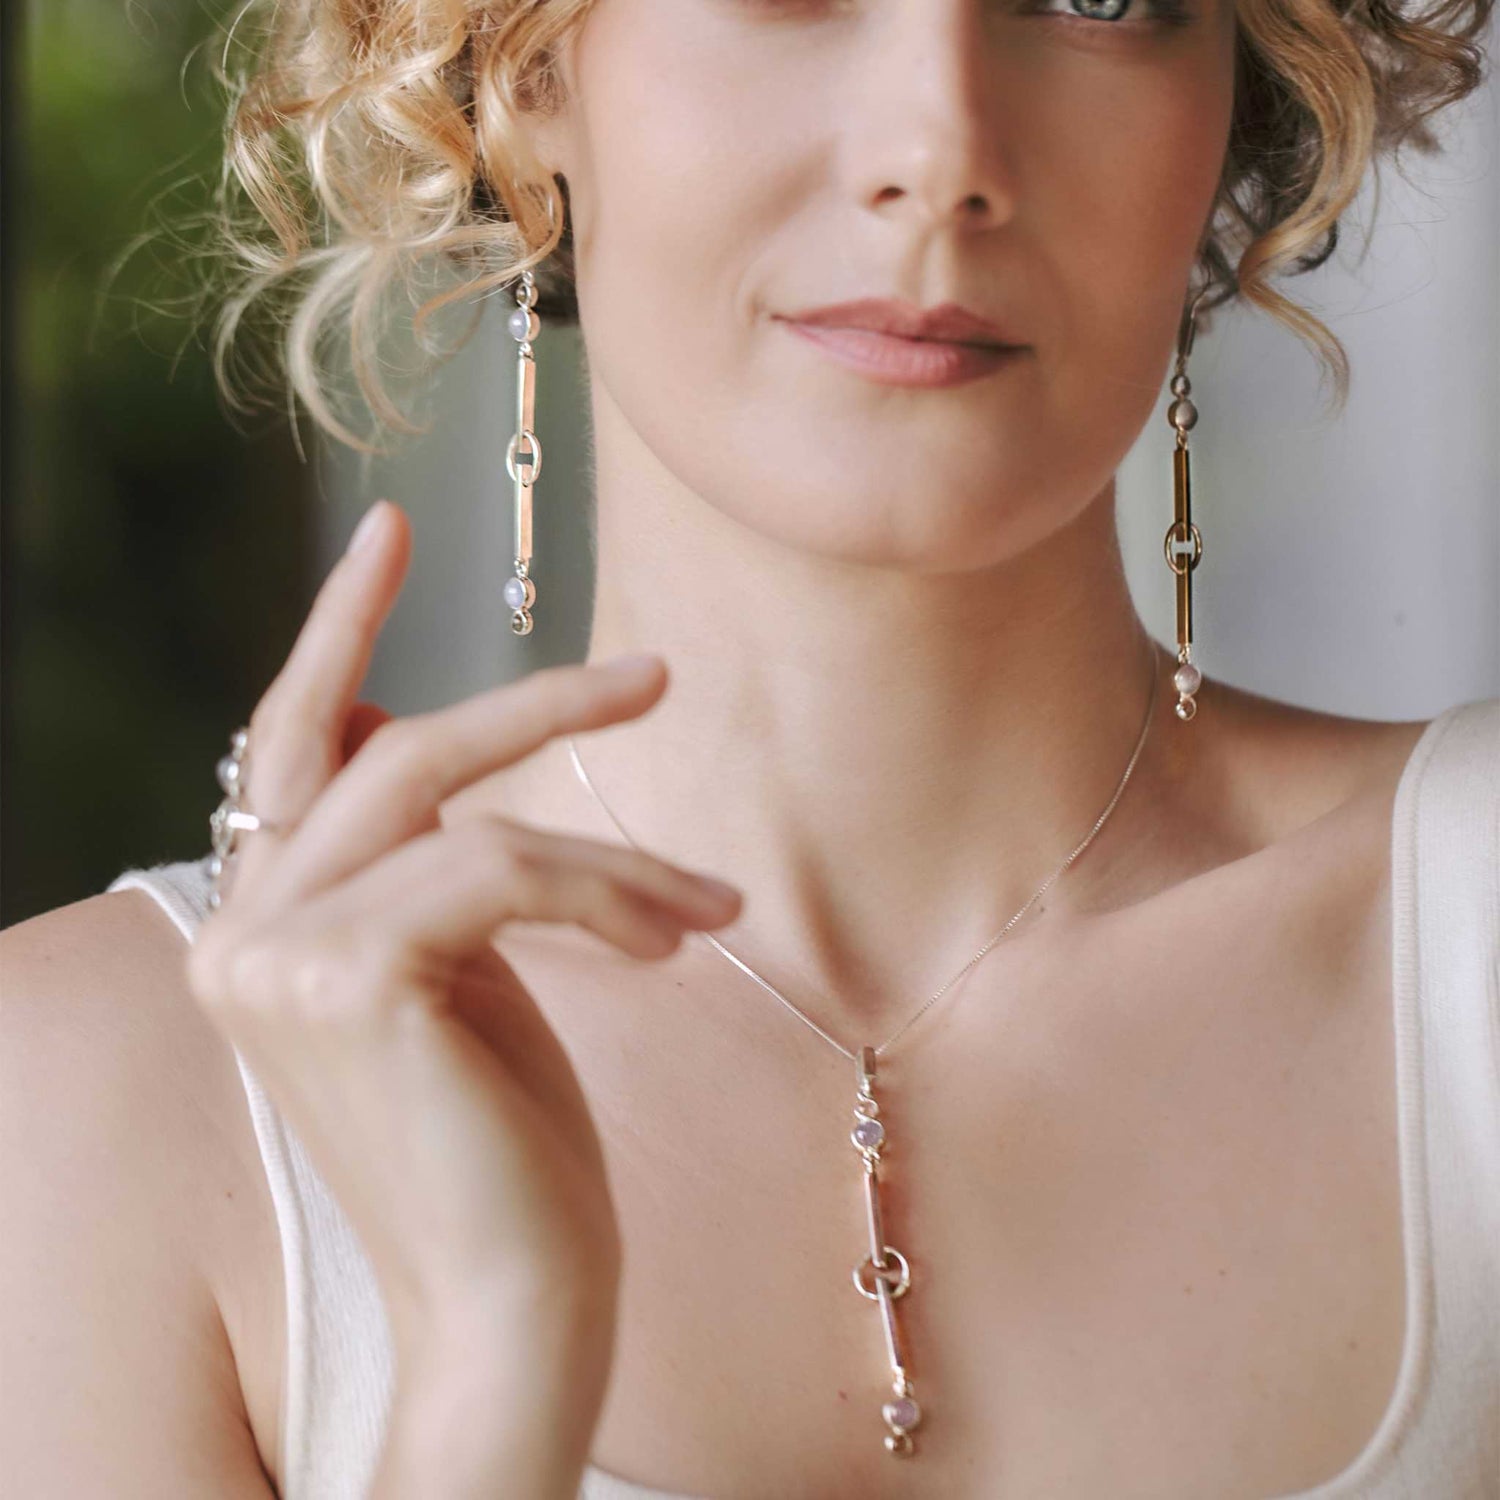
top-left (504, 268), bottom-right (542, 636)
top-left (1164, 285), bottom-right (1208, 721)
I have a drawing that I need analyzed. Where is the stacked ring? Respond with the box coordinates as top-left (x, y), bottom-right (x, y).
top-left (207, 725), bottom-right (284, 911)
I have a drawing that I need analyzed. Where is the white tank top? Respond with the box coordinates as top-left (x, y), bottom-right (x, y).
top-left (108, 696), bottom-right (1500, 1499)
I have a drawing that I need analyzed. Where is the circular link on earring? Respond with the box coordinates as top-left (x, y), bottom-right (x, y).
top-left (207, 725), bottom-right (286, 911)
top-left (505, 428), bottom-right (543, 487)
top-left (1162, 520), bottom-right (1203, 575)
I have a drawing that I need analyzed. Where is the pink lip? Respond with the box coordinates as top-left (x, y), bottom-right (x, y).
top-left (779, 320), bottom-right (1028, 389)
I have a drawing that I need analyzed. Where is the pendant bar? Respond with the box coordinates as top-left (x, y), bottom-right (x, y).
top-left (862, 1161), bottom-right (887, 1268)
top-left (513, 346), bottom-right (536, 562)
top-left (850, 1045), bottom-right (922, 1456)
top-left (876, 1273), bottom-right (905, 1373)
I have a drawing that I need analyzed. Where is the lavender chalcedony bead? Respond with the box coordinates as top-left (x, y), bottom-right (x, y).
top-left (508, 307), bottom-right (535, 342)
top-left (852, 1117), bottom-right (885, 1151)
top-left (1174, 661), bottom-right (1203, 695)
top-left (502, 576), bottom-right (530, 610)
top-left (884, 1397), bottom-right (921, 1431)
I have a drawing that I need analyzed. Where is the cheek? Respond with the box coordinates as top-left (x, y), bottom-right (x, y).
top-left (1020, 41), bottom-right (1237, 404)
top-left (565, 2), bottom-right (1237, 566)
top-left (568, 7), bottom-right (786, 448)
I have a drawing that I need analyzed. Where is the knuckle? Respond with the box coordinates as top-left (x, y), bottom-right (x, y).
top-left (281, 939), bottom-right (361, 1021)
top-left (460, 817), bottom-right (536, 892)
top-left (595, 869), bottom-right (655, 927)
top-left (190, 917), bottom-right (412, 1036)
top-left (279, 929), bottom-right (403, 1030)
top-left (362, 718), bottom-right (444, 799)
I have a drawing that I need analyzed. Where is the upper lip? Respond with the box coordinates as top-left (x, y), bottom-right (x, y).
top-left (776, 297), bottom-right (1025, 348)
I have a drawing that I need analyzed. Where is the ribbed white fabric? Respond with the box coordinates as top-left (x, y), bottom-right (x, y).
top-left (108, 695), bottom-right (1500, 1499)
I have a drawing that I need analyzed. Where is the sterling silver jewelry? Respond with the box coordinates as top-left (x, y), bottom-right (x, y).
top-left (207, 725), bottom-right (283, 912)
top-left (565, 636), bottom-right (1160, 1458)
top-left (504, 269), bottom-right (543, 636)
top-left (1165, 285), bottom-right (1209, 721)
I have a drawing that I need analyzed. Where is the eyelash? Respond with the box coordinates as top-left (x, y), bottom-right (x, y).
top-left (1025, 0), bottom-right (1195, 28)
top-left (728, 0), bottom-right (1196, 30)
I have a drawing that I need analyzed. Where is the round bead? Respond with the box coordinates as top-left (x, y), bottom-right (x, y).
top-left (884, 1397), bottom-right (921, 1431)
top-left (502, 575), bottom-right (529, 610)
top-left (1173, 661), bottom-right (1202, 695)
top-left (852, 1117), bottom-right (886, 1151)
top-left (1170, 373), bottom-right (1191, 398)
top-left (1168, 398), bottom-right (1198, 432)
top-left (508, 307), bottom-right (538, 343)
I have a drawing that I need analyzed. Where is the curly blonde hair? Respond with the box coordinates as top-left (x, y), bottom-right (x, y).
top-left (195, 0), bottom-right (1492, 452)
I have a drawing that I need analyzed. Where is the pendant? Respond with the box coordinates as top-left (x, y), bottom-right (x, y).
top-left (849, 1044), bottom-right (923, 1455)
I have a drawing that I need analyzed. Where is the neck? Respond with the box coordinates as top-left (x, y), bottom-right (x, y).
top-left (522, 392), bottom-right (1199, 1033)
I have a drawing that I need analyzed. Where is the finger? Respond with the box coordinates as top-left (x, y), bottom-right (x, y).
top-left (313, 814), bottom-right (738, 980)
top-left (342, 701), bottom-right (394, 762)
top-left (468, 820), bottom-right (742, 923)
top-left (230, 503), bottom-right (408, 898)
top-left (262, 655), bottom-right (671, 907)
top-left (241, 500), bottom-right (409, 820)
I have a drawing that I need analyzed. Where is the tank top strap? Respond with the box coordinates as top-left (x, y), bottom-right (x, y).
top-left (1390, 695), bottom-right (1500, 1489)
top-left (106, 855), bottom-right (396, 1500)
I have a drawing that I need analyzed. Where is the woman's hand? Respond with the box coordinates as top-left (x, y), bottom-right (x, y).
top-left (185, 499), bottom-right (741, 1490)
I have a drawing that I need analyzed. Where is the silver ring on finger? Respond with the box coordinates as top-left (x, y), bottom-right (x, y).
top-left (208, 725), bottom-right (289, 911)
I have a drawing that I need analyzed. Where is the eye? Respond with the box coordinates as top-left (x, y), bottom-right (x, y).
top-left (1028, 0), bottom-right (1195, 26)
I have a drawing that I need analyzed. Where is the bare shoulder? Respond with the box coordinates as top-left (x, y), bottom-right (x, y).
top-left (1195, 675), bottom-right (1438, 851)
top-left (0, 885), bottom-right (282, 1496)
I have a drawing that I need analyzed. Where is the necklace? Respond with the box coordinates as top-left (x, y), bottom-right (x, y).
top-left (565, 639), bottom-right (1161, 1459)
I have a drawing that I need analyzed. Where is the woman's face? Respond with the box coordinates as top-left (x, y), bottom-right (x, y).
top-left (531, 0), bottom-right (1238, 570)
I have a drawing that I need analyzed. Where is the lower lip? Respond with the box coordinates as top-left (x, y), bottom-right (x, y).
top-left (779, 320), bottom-right (1028, 388)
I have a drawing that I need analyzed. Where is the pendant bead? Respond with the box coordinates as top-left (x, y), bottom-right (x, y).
top-left (1173, 661), bottom-right (1202, 695)
top-left (502, 574), bottom-right (536, 611)
top-left (884, 1396), bottom-right (922, 1432)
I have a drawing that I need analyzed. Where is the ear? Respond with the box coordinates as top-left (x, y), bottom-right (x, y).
top-left (510, 37), bottom-right (579, 183)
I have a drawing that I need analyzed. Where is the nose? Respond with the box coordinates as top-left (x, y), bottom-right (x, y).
top-left (845, 1), bottom-right (1016, 236)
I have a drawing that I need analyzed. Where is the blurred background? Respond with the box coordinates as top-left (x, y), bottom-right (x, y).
top-left (3, 0), bottom-right (1496, 928)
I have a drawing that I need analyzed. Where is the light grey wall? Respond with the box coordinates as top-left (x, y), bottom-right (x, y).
top-left (321, 58), bottom-right (1498, 721)
top-left (1120, 56), bottom-right (1498, 720)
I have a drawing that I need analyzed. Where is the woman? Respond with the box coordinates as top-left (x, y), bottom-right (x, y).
top-left (3, 0), bottom-right (1496, 1496)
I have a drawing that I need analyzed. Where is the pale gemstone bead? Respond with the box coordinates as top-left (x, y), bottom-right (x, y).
top-left (884, 1397), bottom-right (921, 1430)
top-left (852, 1117), bottom-right (885, 1150)
top-left (502, 575), bottom-right (531, 610)
top-left (1174, 661), bottom-right (1202, 695)
top-left (508, 308), bottom-right (534, 342)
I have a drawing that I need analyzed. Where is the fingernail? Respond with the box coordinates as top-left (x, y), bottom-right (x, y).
top-left (348, 500), bottom-right (388, 556)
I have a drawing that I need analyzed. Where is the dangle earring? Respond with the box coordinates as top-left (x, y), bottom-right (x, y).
top-left (1164, 285), bottom-right (1208, 720)
top-left (504, 269), bottom-right (543, 635)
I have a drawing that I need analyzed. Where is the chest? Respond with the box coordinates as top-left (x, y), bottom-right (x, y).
top-left (228, 830), bottom-right (1408, 1500)
top-left (521, 846), bottom-right (1405, 1499)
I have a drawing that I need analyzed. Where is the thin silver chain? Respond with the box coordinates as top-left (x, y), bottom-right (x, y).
top-left (566, 638), bottom-right (1161, 1064)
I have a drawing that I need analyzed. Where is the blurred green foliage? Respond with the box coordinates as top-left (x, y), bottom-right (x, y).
top-left (5, 0), bottom-right (316, 924)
